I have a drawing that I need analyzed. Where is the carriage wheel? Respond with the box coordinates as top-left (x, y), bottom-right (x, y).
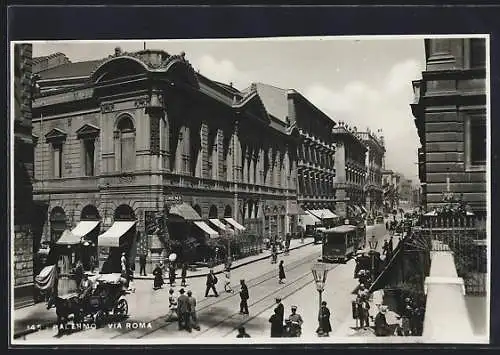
top-left (114, 299), bottom-right (128, 317)
top-left (95, 311), bottom-right (105, 328)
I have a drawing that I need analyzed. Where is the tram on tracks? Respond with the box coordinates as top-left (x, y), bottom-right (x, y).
top-left (319, 224), bottom-right (364, 263)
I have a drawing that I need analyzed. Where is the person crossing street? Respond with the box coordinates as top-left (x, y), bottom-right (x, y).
top-left (177, 288), bottom-right (191, 332)
top-left (239, 279), bottom-right (249, 315)
top-left (278, 260), bottom-right (286, 284)
top-left (187, 290), bottom-right (200, 331)
top-left (205, 269), bottom-right (219, 297)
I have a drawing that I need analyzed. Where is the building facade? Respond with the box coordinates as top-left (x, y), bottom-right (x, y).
top-left (332, 122), bottom-right (367, 218)
top-left (382, 169), bottom-right (400, 213)
top-left (13, 43), bottom-right (35, 308)
top-left (411, 38), bottom-right (487, 225)
top-left (31, 48), bottom-right (299, 266)
top-left (253, 83), bottom-right (337, 227)
top-left (356, 130), bottom-right (385, 215)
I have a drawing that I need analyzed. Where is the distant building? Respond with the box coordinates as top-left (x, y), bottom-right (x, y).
top-left (411, 38), bottom-right (486, 225)
top-left (332, 122), bottom-right (367, 218)
top-left (382, 169), bottom-right (400, 212)
top-left (252, 83), bottom-right (338, 227)
top-left (356, 129), bottom-right (386, 214)
top-left (399, 178), bottom-right (413, 205)
top-left (13, 43), bottom-right (35, 308)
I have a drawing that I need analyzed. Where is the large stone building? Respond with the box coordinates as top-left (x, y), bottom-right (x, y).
top-left (331, 122), bottom-right (367, 218)
top-left (252, 83), bottom-right (338, 226)
top-left (356, 129), bottom-right (386, 214)
top-left (411, 38), bottom-right (487, 225)
top-left (13, 43), bottom-right (35, 308)
top-left (31, 48), bottom-right (299, 268)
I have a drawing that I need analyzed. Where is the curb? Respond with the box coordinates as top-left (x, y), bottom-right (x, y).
top-left (133, 239), bottom-right (316, 280)
top-left (13, 239), bottom-right (316, 339)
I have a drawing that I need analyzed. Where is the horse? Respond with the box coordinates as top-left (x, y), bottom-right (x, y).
top-left (49, 296), bottom-right (83, 335)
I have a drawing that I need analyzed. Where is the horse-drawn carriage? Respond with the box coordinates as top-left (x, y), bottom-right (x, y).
top-left (46, 273), bottom-right (129, 334)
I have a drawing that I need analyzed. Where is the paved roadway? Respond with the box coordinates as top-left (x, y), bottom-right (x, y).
top-left (20, 223), bottom-right (390, 343)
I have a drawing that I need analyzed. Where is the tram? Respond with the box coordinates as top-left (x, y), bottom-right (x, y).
top-left (320, 224), bottom-right (361, 263)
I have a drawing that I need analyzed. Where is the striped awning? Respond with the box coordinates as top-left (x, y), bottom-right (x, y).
top-left (71, 220), bottom-right (100, 238)
top-left (56, 230), bottom-right (81, 245)
top-left (194, 221), bottom-right (219, 239)
top-left (169, 203), bottom-right (202, 221)
top-left (209, 219), bottom-right (227, 231)
top-left (224, 217), bottom-right (246, 231)
top-left (98, 221), bottom-right (136, 248)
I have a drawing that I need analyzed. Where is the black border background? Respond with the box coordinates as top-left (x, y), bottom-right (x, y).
top-left (3, 4), bottom-right (499, 352)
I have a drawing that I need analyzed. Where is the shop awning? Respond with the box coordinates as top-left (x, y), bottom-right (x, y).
top-left (71, 220), bottom-right (100, 237)
top-left (300, 211), bottom-right (321, 226)
top-left (209, 218), bottom-right (227, 231)
top-left (169, 203), bottom-right (202, 221)
top-left (98, 221), bottom-right (136, 248)
top-left (56, 230), bottom-right (81, 245)
top-left (224, 217), bottom-right (246, 231)
top-left (318, 209), bottom-right (339, 219)
top-left (194, 221), bottom-right (219, 239)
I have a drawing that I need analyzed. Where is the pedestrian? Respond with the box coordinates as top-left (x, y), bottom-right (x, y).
top-left (274, 297), bottom-right (284, 336)
top-left (73, 260), bottom-right (84, 287)
top-left (269, 308), bottom-right (283, 337)
top-left (374, 305), bottom-right (393, 336)
top-left (286, 305), bottom-right (303, 337)
top-left (205, 269), bottom-right (219, 297)
top-left (152, 263), bottom-right (164, 290)
top-left (120, 252), bottom-right (127, 273)
top-left (177, 288), bottom-right (191, 332)
top-left (181, 263), bottom-right (188, 287)
top-left (401, 301), bottom-right (413, 336)
top-left (317, 301), bottom-right (332, 336)
top-left (169, 263), bottom-right (176, 286)
top-left (357, 296), bottom-right (370, 329)
top-left (278, 260), bottom-right (286, 284)
top-left (224, 264), bottom-right (233, 293)
top-left (187, 290), bottom-right (200, 330)
top-left (139, 253), bottom-right (147, 276)
top-left (239, 279), bottom-right (249, 315)
top-left (385, 221), bottom-right (389, 230)
top-left (166, 288), bottom-right (177, 321)
top-left (236, 326), bottom-right (251, 338)
top-left (388, 236), bottom-right (394, 253)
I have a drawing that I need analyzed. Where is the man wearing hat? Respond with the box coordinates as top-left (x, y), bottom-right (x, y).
top-left (286, 305), bottom-right (303, 337)
top-left (177, 288), bottom-right (191, 332)
top-left (205, 269), bottom-right (219, 297)
top-left (274, 297), bottom-right (284, 336)
top-left (239, 279), bottom-right (249, 315)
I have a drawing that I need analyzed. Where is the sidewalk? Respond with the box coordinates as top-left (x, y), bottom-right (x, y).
top-left (134, 237), bottom-right (315, 280)
top-left (12, 237), bottom-right (314, 339)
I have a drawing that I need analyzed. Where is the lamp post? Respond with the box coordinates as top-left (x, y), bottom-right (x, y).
top-left (311, 262), bottom-right (329, 336)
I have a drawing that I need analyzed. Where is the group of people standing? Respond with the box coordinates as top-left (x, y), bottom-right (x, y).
top-left (167, 287), bottom-right (200, 332)
top-left (152, 262), bottom-right (189, 290)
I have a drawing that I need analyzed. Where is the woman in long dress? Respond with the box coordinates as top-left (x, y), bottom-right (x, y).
top-left (153, 264), bottom-right (164, 290)
top-left (318, 301), bottom-right (332, 336)
top-left (278, 260), bottom-right (286, 284)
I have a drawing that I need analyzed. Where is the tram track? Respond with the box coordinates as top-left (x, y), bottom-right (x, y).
top-left (202, 263), bottom-right (340, 339)
top-left (113, 250), bottom-right (322, 339)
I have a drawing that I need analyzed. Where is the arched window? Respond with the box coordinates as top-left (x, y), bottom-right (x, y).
top-left (116, 115), bottom-right (136, 172)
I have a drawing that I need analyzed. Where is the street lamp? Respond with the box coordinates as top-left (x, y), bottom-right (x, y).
top-left (311, 262), bottom-right (329, 335)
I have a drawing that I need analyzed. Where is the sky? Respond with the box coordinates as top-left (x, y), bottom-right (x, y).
top-left (32, 37), bottom-right (426, 182)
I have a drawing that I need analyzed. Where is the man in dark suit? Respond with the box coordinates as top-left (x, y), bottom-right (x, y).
top-left (274, 297), bottom-right (284, 336)
top-left (239, 279), bottom-right (249, 314)
top-left (205, 269), bottom-right (219, 297)
top-left (177, 288), bottom-right (191, 332)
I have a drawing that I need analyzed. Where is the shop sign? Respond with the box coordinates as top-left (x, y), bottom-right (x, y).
top-left (165, 194), bottom-right (183, 205)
